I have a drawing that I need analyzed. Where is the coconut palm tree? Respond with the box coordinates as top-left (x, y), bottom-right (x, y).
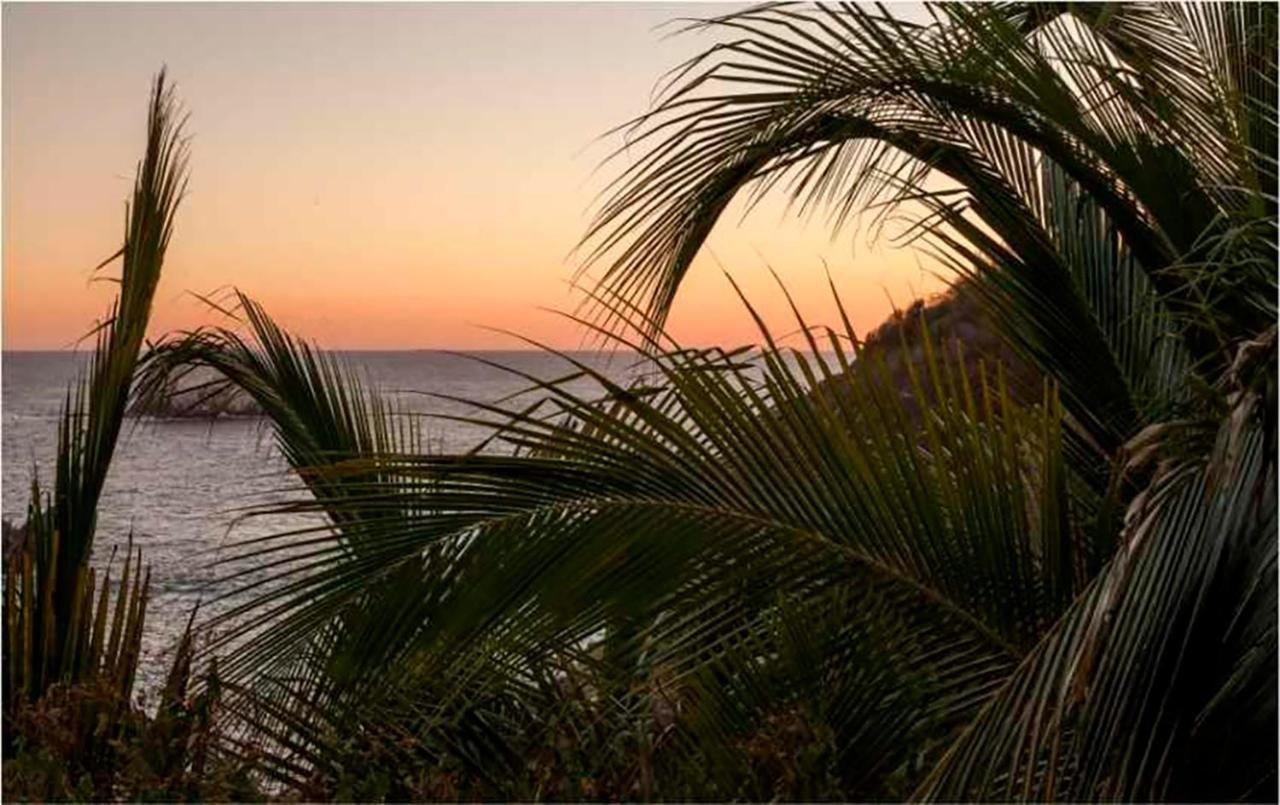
top-left (575, 4), bottom-right (1277, 797)
top-left (141, 3), bottom-right (1275, 800)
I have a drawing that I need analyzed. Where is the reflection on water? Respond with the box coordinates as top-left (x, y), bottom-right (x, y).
top-left (2, 350), bottom-right (631, 695)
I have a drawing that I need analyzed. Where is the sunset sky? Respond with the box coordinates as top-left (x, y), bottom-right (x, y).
top-left (4, 2), bottom-right (944, 350)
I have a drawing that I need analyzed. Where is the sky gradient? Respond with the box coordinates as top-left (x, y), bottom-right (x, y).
top-left (4, 2), bottom-right (943, 350)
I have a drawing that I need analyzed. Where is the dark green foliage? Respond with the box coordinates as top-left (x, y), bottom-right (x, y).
top-left (3, 628), bottom-right (260, 803)
top-left (153, 3), bottom-right (1271, 801)
top-left (1, 71), bottom-right (188, 720)
top-left (141, 278), bottom-right (1113, 800)
top-left (4, 535), bottom-right (150, 728)
top-left (0, 72), bottom-right (255, 802)
top-left (7, 2), bottom-right (1276, 801)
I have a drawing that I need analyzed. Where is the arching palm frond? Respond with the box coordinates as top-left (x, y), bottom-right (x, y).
top-left (135, 291), bottom-right (429, 754)
top-left (149, 279), bottom-right (1109, 798)
top-left (581, 1), bottom-right (1274, 389)
top-left (118, 4), bottom-right (1275, 799)
top-left (565, 8), bottom-right (1278, 792)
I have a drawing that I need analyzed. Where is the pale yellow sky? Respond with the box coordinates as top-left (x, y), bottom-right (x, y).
top-left (3, 2), bottom-right (943, 350)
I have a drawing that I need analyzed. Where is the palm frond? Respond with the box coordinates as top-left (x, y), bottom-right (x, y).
top-left (3, 70), bottom-right (187, 711)
top-left (580, 3), bottom-right (1274, 371)
top-left (154, 279), bottom-right (1102, 797)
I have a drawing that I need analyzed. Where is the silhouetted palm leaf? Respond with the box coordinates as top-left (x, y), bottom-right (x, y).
top-left (132, 4), bottom-right (1277, 799)
top-left (3, 70), bottom-right (188, 713)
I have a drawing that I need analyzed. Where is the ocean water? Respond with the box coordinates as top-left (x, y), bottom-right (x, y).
top-left (2, 350), bottom-right (632, 696)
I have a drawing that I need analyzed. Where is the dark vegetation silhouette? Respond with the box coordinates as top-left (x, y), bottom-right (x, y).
top-left (3, 4), bottom-right (1276, 801)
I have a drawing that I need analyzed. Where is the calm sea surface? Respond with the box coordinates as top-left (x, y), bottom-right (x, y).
top-left (2, 350), bottom-right (632, 696)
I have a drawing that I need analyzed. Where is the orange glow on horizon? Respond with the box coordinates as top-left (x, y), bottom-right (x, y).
top-left (3, 3), bottom-right (946, 352)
